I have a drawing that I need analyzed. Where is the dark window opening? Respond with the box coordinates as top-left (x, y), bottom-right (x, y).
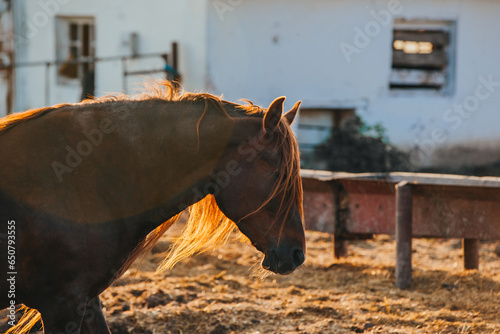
top-left (390, 21), bottom-right (454, 93)
top-left (297, 108), bottom-right (355, 170)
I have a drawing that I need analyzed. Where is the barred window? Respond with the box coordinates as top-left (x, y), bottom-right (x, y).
top-left (56, 16), bottom-right (95, 82)
top-left (390, 20), bottom-right (455, 94)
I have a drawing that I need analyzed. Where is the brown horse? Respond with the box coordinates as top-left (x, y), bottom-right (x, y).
top-left (0, 82), bottom-right (305, 333)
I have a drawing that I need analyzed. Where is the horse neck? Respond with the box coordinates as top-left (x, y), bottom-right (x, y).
top-left (108, 99), bottom-right (236, 223)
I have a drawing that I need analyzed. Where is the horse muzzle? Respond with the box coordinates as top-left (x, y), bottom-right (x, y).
top-left (262, 246), bottom-right (305, 275)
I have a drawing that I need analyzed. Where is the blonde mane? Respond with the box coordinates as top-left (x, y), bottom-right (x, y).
top-left (0, 81), bottom-right (262, 135)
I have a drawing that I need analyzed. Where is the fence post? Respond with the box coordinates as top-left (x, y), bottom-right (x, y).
top-left (463, 238), bottom-right (480, 270)
top-left (396, 181), bottom-right (412, 289)
top-left (333, 235), bottom-right (348, 259)
top-left (172, 41), bottom-right (178, 73)
top-left (121, 57), bottom-right (127, 94)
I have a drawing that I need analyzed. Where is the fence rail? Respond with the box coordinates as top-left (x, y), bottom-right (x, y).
top-left (301, 169), bottom-right (500, 289)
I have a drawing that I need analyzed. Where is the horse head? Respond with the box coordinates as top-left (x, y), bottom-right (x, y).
top-left (213, 97), bottom-right (305, 275)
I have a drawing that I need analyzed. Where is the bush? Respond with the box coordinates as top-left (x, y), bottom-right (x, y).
top-left (314, 115), bottom-right (411, 173)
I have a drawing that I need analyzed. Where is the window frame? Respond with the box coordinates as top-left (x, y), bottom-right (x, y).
top-left (55, 16), bottom-right (95, 85)
top-left (389, 19), bottom-right (456, 97)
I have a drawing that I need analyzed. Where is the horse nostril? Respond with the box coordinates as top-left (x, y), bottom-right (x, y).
top-left (292, 247), bottom-right (305, 266)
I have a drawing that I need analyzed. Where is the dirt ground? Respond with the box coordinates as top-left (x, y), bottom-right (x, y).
top-left (104, 223), bottom-right (500, 334)
top-left (2, 222), bottom-right (500, 334)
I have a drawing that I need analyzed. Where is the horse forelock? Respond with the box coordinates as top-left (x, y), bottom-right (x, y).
top-left (235, 99), bottom-right (303, 231)
top-left (266, 118), bottom-right (304, 241)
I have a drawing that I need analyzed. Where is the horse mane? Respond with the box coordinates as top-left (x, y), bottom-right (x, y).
top-left (0, 104), bottom-right (70, 135)
top-left (0, 80), bottom-right (263, 135)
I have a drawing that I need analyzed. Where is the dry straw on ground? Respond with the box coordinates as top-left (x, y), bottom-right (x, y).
top-left (106, 223), bottom-right (500, 334)
top-left (2, 223), bottom-right (499, 333)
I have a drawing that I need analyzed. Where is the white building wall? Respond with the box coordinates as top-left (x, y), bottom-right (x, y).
top-left (12, 0), bottom-right (208, 112)
top-left (206, 0), bottom-right (500, 167)
top-left (6, 0), bottom-right (500, 168)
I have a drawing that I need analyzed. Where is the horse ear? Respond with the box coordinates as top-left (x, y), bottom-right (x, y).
top-left (283, 101), bottom-right (301, 125)
top-left (263, 96), bottom-right (286, 133)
